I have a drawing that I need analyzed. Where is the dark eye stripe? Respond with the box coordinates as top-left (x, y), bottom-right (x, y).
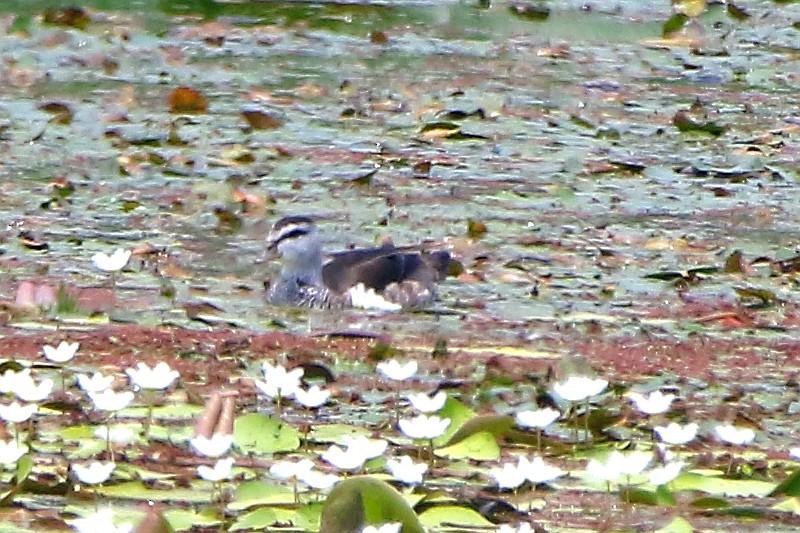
top-left (273, 216), bottom-right (314, 231)
top-left (272, 227), bottom-right (309, 245)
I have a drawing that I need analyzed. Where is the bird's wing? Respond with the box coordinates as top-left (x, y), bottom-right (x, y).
top-left (323, 248), bottom-right (450, 293)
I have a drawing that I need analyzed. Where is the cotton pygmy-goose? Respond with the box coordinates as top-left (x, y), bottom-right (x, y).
top-left (264, 216), bottom-right (450, 311)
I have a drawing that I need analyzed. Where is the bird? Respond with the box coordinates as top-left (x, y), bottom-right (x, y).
top-left (264, 216), bottom-right (450, 311)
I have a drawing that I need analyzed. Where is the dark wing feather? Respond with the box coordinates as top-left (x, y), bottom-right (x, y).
top-left (322, 247), bottom-right (450, 293)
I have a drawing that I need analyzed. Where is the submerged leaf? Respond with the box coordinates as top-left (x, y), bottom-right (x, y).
top-left (724, 250), bottom-right (746, 274)
top-left (673, 111), bottom-right (725, 136)
top-left (662, 14), bottom-right (689, 36)
top-left (508, 2), bottom-right (550, 21)
top-left (319, 476), bottom-right (424, 533)
top-left (769, 469), bottom-right (800, 497)
top-left (42, 7), bottom-right (90, 29)
top-left (442, 415), bottom-right (514, 447)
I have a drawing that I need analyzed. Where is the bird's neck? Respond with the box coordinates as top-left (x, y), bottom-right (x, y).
top-left (281, 251), bottom-right (324, 286)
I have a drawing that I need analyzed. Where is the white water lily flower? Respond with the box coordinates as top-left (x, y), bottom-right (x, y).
top-left (323, 436), bottom-right (387, 471)
top-left (407, 391), bottom-right (447, 413)
top-left (70, 508), bottom-right (133, 533)
top-left (13, 374), bottom-right (54, 403)
top-left (398, 414), bottom-right (451, 440)
top-left (0, 368), bottom-right (52, 401)
top-left (376, 359), bottom-right (418, 381)
top-left (94, 426), bottom-right (137, 445)
top-left (126, 362), bottom-right (179, 390)
top-left (293, 385), bottom-right (331, 408)
top-left (190, 434), bottom-right (234, 457)
top-left (714, 424), bottom-right (756, 446)
top-left (342, 435), bottom-right (388, 459)
top-left (256, 362), bottom-right (304, 398)
top-left (625, 390), bottom-right (677, 415)
top-left (42, 341), bottom-right (80, 363)
top-left (515, 407), bottom-right (560, 429)
top-left (790, 448), bottom-right (800, 461)
top-left (71, 461), bottom-right (115, 485)
top-left (520, 455), bottom-right (565, 484)
top-left (552, 376), bottom-right (608, 402)
top-left (654, 422), bottom-right (699, 445)
top-left (0, 439), bottom-right (27, 464)
top-left (322, 444), bottom-right (368, 471)
top-left (489, 460), bottom-right (527, 490)
top-left (197, 457), bottom-right (235, 482)
top-left (0, 368), bottom-right (22, 394)
top-left (298, 468), bottom-right (339, 490)
top-left (386, 455), bottom-right (428, 485)
top-left (619, 450), bottom-right (653, 476)
top-left (361, 523), bottom-right (402, 533)
top-left (586, 450), bottom-right (650, 482)
top-left (91, 248), bottom-right (131, 272)
top-left (649, 460), bottom-right (685, 486)
top-left (88, 389), bottom-right (134, 412)
top-left (269, 458), bottom-right (315, 480)
top-left (586, 455), bottom-right (622, 483)
top-left (0, 401), bottom-right (37, 423)
top-left (76, 372), bottom-right (115, 393)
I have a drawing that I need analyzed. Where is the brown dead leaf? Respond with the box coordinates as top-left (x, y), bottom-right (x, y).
top-left (241, 110), bottom-right (283, 130)
top-left (724, 250), bottom-right (747, 274)
top-left (370, 31), bottom-right (388, 44)
top-left (412, 160), bottom-right (431, 178)
top-left (644, 238), bottom-right (689, 251)
top-left (245, 89), bottom-right (294, 106)
top-left (168, 86), bottom-right (208, 114)
top-left (467, 219), bottom-right (488, 239)
top-left (183, 301), bottom-right (225, 319)
top-left (584, 161), bottom-right (619, 174)
top-left (371, 100), bottom-right (405, 113)
top-left (38, 102), bottom-right (73, 125)
top-left (42, 7), bottom-right (90, 30)
top-left (158, 260), bottom-right (192, 279)
top-left (232, 187), bottom-right (269, 213)
top-left (537, 44), bottom-right (570, 59)
top-left (295, 83), bottom-right (329, 99)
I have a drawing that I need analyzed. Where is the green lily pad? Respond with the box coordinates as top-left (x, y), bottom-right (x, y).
top-left (233, 413), bottom-right (301, 454)
top-left (655, 516), bottom-right (695, 533)
top-left (436, 430), bottom-right (500, 461)
top-left (164, 508), bottom-right (222, 530)
top-left (228, 480), bottom-right (295, 511)
top-left (418, 505), bottom-right (494, 528)
top-left (97, 481), bottom-right (211, 503)
top-left (229, 507), bottom-right (278, 531)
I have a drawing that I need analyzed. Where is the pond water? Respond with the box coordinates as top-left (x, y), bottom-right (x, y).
top-left (1, 2), bottom-right (800, 533)
top-left (2, 0), bottom-right (798, 343)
